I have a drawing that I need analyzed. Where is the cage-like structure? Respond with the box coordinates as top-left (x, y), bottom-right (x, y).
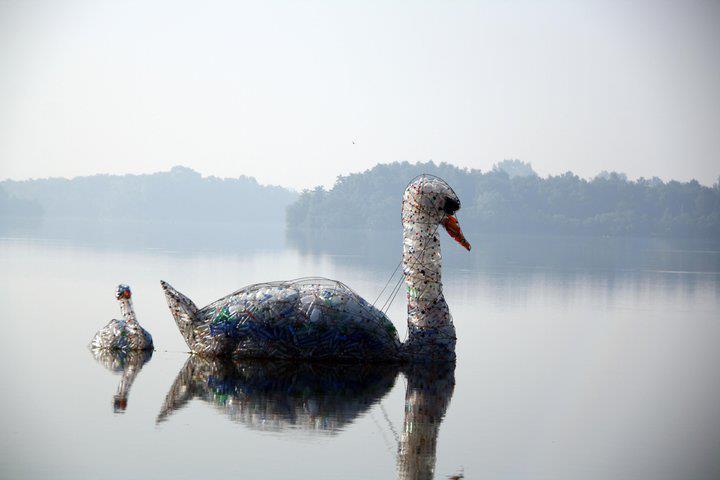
top-left (89, 285), bottom-right (153, 351)
top-left (183, 277), bottom-right (402, 361)
top-left (90, 318), bottom-right (153, 351)
top-left (400, 174), bottom-right (459, 361)
top-left (163, 174), bottom-right (464, 362)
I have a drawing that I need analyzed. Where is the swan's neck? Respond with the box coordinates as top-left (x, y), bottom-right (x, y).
top-left (119, 298), bottom-right (137, 324)
top-left (401, 216), bottom-right (456, 361)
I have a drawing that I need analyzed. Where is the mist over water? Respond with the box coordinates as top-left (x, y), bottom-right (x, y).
top-left (0, 220), bottom-right (718, 479)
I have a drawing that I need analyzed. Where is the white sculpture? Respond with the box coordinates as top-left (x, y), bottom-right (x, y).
top-left (162, 175), bottom-right (470, 362)
top-left (90, 284), bottom-right (153, 351)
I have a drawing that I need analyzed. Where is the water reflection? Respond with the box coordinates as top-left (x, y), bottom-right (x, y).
top-left (157, 356), bottom-right (457, 479)
top-left (287, 227), bottom-right (720, 273)
top-left (157, 357), bottom-right (399, 432)
top-left (4, 225), bottom-right (719, 479)
top-left (90, 348), bottom-right (153, 413)
top-left (4, 217), bottom-right (717, 277)
top-left (397, 363), bottom-right (456, 480)
top-left (0, 218), bottom-right (287, 253)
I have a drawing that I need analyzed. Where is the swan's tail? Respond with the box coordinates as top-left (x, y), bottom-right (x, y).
top-left (160, 280), bottom-right (199, 351)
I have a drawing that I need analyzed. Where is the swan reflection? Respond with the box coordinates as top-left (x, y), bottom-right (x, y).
top-left (158, 356), bottom-right (456, 479)
top-left (157, 357), bottom-right (399, 433)
top-left (397, 363), bottom-right (456, 480)
top-left (90, 348), bottom-right (153, 413)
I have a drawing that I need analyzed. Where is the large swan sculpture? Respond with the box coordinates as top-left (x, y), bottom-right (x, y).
top-left (161, 175), bottom-right (470, 362)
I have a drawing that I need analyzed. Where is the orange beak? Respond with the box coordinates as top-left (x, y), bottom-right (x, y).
top-left (442, 215), bottom-right (471, 251)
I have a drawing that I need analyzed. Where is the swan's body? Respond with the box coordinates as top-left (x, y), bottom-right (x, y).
top-left (90, 285), bottom-right (153, 351)
top-left (162, 175), bottom-right (469, 362)
top-left (162, 278), bottom-right (400, 361)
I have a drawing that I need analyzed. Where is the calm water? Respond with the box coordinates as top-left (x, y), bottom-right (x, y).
top-left (1, 220), bottom-right (719, 479)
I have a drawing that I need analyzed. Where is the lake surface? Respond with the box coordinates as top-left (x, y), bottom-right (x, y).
top-left (1, 220), bottom-right (719, 479)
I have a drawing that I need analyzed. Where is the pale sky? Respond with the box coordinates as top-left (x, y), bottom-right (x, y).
top-left (1, 0), bottom-right (719, 189)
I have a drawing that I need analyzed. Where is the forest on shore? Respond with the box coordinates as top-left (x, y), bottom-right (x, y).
top-left (0, 166), bottom-right (297, 224)
top-left (287, 161), bottom-right (720, 238)
top-left (2, 161), bottom-right (718, 238)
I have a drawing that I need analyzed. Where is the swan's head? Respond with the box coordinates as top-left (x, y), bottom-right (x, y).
top-left (403, 174), bottom-right (471, 251)
top-left (116, 284), bottom-right (132, 300)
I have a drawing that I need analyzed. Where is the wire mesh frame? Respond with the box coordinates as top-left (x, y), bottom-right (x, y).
top-left (373, 173), bottom-right (461, 321)
top-left (191, 277), bottom-right (400, 359)
top-left (205, 276), bottom-right (387, 323)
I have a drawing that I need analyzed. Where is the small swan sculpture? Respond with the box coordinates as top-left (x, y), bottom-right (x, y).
top-left (90, 284), bottom-right (153, 351)
top-left (161, 175), bottom-right (470, 362)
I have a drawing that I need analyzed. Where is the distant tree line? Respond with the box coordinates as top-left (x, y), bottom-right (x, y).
top-left (3, 162), bottom-right (718, 238)
top-left (0, 185), bottom-right (43, 218)
top-left (1, 166), bottom-right (298, 223)
top-left (287, 161), bottom-right (720, 238)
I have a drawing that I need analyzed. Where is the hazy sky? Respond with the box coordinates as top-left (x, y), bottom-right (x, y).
top-left (1, 0), bottom-right (719, 189)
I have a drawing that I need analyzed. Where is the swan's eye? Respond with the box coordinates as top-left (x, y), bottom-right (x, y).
top-left (443, 197), bottom-right (460, 215)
